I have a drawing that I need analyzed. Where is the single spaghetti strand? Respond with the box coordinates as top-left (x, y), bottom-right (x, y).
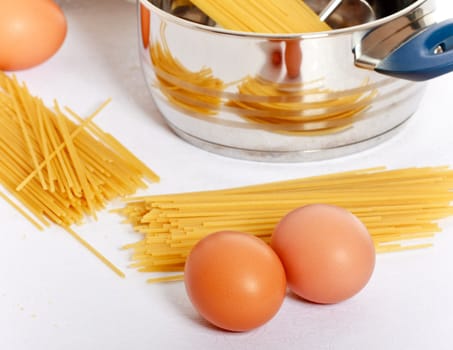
top-left (147, 274), bottom-right (184, 284)
top-left (64, 226), bottom-right (125, 278)
top-left (0, 191), bottom-right (45, 231)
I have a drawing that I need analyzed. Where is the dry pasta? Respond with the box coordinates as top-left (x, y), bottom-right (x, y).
top-left (115, 166), bottom-right (453, 283)
top-left (0, 72), bottom-right (159, 277)
top-left (189, 0), bottom-right (331, 33)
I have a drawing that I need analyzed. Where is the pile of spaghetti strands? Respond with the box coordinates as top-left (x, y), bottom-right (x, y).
top-left (189, 0), bottom-right (331, 33)
top-left (0, 72), bottom-right (159, 277)
top-left (117, 166), bottom-right (453, 282)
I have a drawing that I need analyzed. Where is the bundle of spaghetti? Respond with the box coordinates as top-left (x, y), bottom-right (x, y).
top-left (189, 0), bottom-right (331, 33)
top-left (0, 72), bottom-right (159, 277)
top-left (226, 76), bottom-right (377, 135)
top-left (150, 33), bottom-right (225, 116)
top-left (116, 166), bottom-right (453, 282)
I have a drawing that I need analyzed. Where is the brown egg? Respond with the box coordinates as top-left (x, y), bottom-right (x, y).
top-left (0, 0), bottom-right (67, 71)
top-left (271, 204), bottom-right (375, 304)
top-left (184, 231), bottom-right (287, 332)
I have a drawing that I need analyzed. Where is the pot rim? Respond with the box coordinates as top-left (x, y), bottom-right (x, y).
top-left (139, 0), bottom-right (433, 39)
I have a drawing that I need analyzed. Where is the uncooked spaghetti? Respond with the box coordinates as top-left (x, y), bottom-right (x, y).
top-left (0, 72), bottom-right (159, 277)
top-left (116, 166), bottom-right (453, 282)
top-left (189, 0), bottom-right (331, 33)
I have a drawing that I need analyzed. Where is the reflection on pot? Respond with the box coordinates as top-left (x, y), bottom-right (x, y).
top-left (149, 24), bottom-right (377, 135)
top-left (227, 76), bottom-right (377, 135)
top-left (149, 25), bottom-right (225, 116)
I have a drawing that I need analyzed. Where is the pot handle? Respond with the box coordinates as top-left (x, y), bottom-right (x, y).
top-left (375, 19), bottom-right (453, 81)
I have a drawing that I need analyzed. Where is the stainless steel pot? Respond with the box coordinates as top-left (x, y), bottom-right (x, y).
top-left (137, 0), bottom-right (445, 162)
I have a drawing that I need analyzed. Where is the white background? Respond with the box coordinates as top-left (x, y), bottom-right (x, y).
top-left (2, 0), bottom-right (453, 349)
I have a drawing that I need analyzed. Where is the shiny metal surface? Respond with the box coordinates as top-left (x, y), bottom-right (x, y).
top-left (138, 0), bottom-right (433, 162)
top-left (317, 0), bottom-right (376, 26)
top-left (353, 0), bottom-right (436, 69)
top-left (319, 0), bottom-right (345, 21)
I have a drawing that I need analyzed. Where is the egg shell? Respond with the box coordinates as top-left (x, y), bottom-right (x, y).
top-left (0, 0), bottom-right (67, 71)
top-left (271, 204), bottom-right (375, 304)
top-left (184, 230), bottom-right (287, 332)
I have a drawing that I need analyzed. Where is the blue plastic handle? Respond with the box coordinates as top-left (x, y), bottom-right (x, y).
top-left (376, 19), bottom-right (453, 81)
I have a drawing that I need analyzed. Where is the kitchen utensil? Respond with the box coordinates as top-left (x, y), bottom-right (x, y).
top-left (137, 0), bottom-right (446, 162)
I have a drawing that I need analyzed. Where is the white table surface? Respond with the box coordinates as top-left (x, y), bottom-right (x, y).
top-left (2, 1), bottom-right (453, 349)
